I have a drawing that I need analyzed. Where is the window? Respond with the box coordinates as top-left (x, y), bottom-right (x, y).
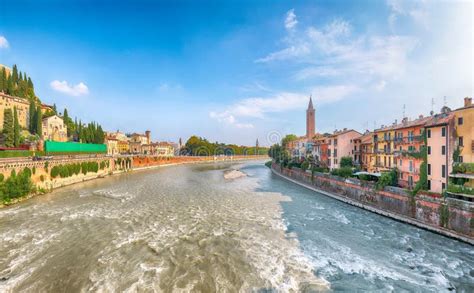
top-left (459, 156), bottom-right (463, 163)
top-left (427, 146), bottom-right (431, 155)
top-left (399, 159), bottom-right (402, 166)
top-left (441, 127), bottom-right (446, 137)
top-left (428, 164), bottom-right (431, 175)
top-left (427, 180), bottom-right (431, 190)
top-left (334, 139), bottom-right (338, 146)
top-left (442, 145), bottom-right (446, 155)
top-left (458, 117), bottom-right (463, 125)
top-left (409, 161), bottom-right (413, 172)
top-left (334, 149), bottom-right (337, 157)
top-left (442, 183), bottom-right (446, 190)
top-left (459, 136), bottom-right (463, 147)
top-left (442, 165), bottom-right (446, 178)
top-left (427, 129), bottom-right (431, 138)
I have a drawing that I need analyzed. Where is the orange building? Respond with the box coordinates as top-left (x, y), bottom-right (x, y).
top-left (353, 131), bottom-right (373, 171)
top-left (393, 115), bottom-right (433, 189)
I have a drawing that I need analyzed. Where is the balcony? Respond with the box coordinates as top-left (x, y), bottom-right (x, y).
top-left (393, 136), bottom-right (424, 145)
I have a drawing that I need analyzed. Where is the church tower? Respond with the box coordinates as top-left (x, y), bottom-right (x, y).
top-left (306, 96), bottom-right (315, 138)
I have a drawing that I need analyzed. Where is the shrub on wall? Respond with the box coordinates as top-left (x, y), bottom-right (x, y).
top-left (340, 156), bottom-right (353, 168)
top-left (0, 168), bottom-right (36, 202)
top-left (330, 167), bottom-right (353, 178)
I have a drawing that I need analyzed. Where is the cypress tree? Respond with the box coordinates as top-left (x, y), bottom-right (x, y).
top-left (13, 107), bottom-right (20, 147)
top-left (3, 109), bottom-right (14, 147)
top-left (53, 104), bottom-right (57, 114)
top-left (6, 75), bottom-right (13, 95)
top-left (12, 65), bottom-right (18, 86)
top-left (36, 105), bottom-right (43, 137)
top-left (0, 68), bottom-right (5, 92)
top-left (63, 108), bottom-right (70, 137)
top-left (29, 100), bottom-right (36, 133)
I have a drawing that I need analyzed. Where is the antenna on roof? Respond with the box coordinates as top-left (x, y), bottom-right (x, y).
top-left (431, 98), bottom-right (435, 113)
top-left (443, 96), bottom-right (447, 107)
top-left (373, 121), bottom-right (376, 130)
top-left (403, 104), bottom-right (406, 119)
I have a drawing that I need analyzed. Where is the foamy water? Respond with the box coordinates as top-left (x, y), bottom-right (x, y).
top-left (1, 161), bottom-right (473, 292)
top-left (0, 161), bottom-right (328, 292)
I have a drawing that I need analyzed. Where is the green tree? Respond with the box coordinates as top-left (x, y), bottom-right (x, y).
top-left (13, 107), bottom-right (20, 147)
top-left (2, 109), bottom-right (14, 147)
top-left (29, 100), bottom-right (36, 133)
top-left (0, 68), bottom-right (6, 91)
top-left (36, 105), bottom-right (43, 137)
top-left (340, 156), bottom-right (353, 168)
top-left (281, 134), bottom-right (298, 148)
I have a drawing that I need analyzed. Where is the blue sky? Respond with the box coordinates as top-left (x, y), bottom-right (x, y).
top-left (0, 0), bottom-right (472, 146)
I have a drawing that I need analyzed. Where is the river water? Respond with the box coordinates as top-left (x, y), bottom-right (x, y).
top-left (0, 161), bottom-right (473, 292)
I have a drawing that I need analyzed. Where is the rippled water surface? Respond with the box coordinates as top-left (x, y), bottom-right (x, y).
top-left (0, 161), bottom-right (473, 292)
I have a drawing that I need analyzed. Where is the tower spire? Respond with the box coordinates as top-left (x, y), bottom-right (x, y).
top-left (306, 95), bottom-right (315, 138)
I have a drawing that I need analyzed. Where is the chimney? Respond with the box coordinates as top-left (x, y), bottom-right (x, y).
top-left (464, 97), bottom-right (472, 107)
top-left (418, 115), bottom-right (423, 119)
top-left (402, 117), bottom-right (408, 124)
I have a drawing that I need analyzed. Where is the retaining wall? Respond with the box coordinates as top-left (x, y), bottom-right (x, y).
top-left (272, 163), bottom-right (473, 244)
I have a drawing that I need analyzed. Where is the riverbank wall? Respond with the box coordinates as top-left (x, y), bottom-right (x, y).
top-left (271, 163), bottom-right (474, 244)
top-left (0, 155), bottom-right (268, 207)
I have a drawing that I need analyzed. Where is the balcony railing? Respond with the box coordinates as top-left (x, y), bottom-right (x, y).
top-left (393, 136), bottom-right (424, 145)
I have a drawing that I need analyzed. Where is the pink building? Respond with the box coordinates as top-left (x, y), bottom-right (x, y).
top-left (328, 129), bottom-right (361, 169)
top-left (425, 111), bottom-right (455, 193)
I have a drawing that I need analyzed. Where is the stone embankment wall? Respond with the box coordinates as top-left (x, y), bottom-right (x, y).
top-left (271, 163), bottom-right (473, 244)
top-left (132, 155), bottom-right (268, 168)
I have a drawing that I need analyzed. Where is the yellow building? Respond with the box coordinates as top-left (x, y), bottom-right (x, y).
top-left (117, 140), bottom-right (130, 154)
top-left (0, 92), bottom-right (56, 132)
top-left (453, 97), bottom-right (474, 164)
top-left (41, 115), bottom-right (67, 142)
top-left (370, 125), bottom-right (396, 173)
top-left (0, 93), bottom-right (30, 131)
top-left (449, 97), bottom-right (474, 195)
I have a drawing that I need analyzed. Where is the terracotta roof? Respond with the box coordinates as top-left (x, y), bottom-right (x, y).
top-left (425, 112), bottom-right (454, 127)
top-left (354, 132), bottom-right (373, 144)
top-left (375, 116), bottom-right (434, 132)
top-left (330, 129), bottom-right (361, 137)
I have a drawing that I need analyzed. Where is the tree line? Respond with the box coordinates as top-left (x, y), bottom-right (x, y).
top-left (184, 135), bottom-right (268, 156)
top-left (0, 65), bottom-right (36, 100)
top-left (1, 64), bottom-right (106, 146)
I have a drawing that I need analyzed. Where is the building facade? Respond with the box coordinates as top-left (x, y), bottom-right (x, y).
top-left (393, 116), bottom-right (433, 189)
top-left (41, 115), bottom-right (67, 142)
top-left (328, 129), bottom-right (361, 169)
top-left (425, 111), bottom-right (455, 193)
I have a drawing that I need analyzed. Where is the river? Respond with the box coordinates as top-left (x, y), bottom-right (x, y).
top-left (0, 161), bottom-right (473, 292)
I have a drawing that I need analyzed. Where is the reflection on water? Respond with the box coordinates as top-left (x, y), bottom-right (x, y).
top-left (0, 161), bottom-right (327, 292)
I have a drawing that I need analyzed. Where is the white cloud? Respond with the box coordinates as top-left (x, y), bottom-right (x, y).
top-left (50, 80), bottom-right (89, 96)
top-left (210, 85), bottom-right (357, 128)
top-left (285, 9), bottom-right (298, 30)
top-left (257, 17), bottom-right (418, 82)
top-left (0, 36), bottom-right (9, 49)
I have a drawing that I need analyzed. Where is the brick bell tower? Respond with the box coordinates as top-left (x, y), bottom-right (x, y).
top-left (306, 95), bottom-right (315, 138)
